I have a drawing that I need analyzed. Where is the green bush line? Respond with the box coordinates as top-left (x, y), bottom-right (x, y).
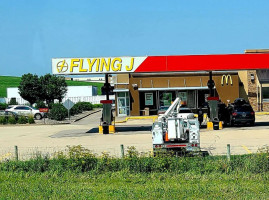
top-left (1, 153), bottom-right (268, 174)
top-left (48, 102), bottom-right (95, 121)
top-left (0, 116), bottom-right (35, 125)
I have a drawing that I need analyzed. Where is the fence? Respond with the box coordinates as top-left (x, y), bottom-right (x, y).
top-left (0, 144), bottom-right (151, 161)
top-left (1, 144), bottom-right (268, 162)
top-left (4, 95), bottom-right (115, 105)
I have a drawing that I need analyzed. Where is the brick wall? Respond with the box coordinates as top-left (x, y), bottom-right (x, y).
top-left (262, 102), bottom-right (269, 111)
top-left (247, 70), bottom-right (258, 111)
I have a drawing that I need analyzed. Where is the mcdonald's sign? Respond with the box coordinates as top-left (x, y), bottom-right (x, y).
top-left (221, 75), bottom-right (233, 86)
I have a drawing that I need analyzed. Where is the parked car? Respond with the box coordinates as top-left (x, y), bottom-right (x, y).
top-left (5, 105), bottom-right (44, 120)
top-left (227, 103), bottom-right (255, 126)
top-left (0, 110), bottom-right (19, 120)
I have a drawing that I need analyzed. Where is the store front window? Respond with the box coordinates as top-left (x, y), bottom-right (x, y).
top-left (159, 91), bottom-right (176, 107)
top-left (139, 91), bottom-right (157, 115)
top-left (176, 91), bottom-right (196, 108)
top-left (117, 92), bottom-right (130, 116)
top-left (262, 87), bottom-right (269, 102)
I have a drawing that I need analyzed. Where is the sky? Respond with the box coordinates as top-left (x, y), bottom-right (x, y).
top-left (1, 0), bottom-right (269, 76)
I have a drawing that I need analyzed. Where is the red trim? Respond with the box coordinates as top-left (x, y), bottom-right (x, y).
top-left (207, 97), bottom-right (220, 101)
top-left (166, 144), bottom-right (187, 148)
top-left (100, 100), bottom-right (113, 104)
top-left (135, 54), bottom-right (269, 72)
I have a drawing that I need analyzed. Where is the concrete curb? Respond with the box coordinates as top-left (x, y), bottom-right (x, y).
top-left (115, 116), bottom-right (158, 123)
top-left (256, 112), bottom-right (269, 115)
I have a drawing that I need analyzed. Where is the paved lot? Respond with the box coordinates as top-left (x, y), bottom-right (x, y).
top-left (0, 113), bottom-right (268, 159)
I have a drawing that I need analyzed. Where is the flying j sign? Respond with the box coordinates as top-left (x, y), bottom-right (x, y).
top-left (52, 54), bottom-right (269, 75)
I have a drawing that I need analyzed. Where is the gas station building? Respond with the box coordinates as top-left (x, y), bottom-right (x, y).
top-left (113, 50), bottom-right (269, 117)
top-left (113, 72), bottom-right (239, 116)
top-left (52, 51), bottom-right (269, 118)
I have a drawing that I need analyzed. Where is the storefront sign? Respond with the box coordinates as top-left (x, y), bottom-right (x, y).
top-left (221, 75), bottom-right (233, 86)
top-left (52, 54), bottom-right (269, 75)
top-left (145, 93), bottom-right (153, 105)
top-left (52, 57), bottom-right (146, 75)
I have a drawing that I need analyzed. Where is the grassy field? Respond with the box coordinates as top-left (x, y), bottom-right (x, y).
top-left (0, 76), bottom-right (103, 97)
top-left (0, 145), bottom-right (268, 199)
top-left (0, 171), bottom-right (268, 199)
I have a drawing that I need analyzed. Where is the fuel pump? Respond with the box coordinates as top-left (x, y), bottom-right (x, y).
top-left (99, 74), bottom-right (115, 134)
top-left (99, 100), bottom-right (115, 134)
top-left (207, 71), bottom-right (222, 130)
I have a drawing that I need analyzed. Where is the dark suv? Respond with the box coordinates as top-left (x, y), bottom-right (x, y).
top-left (227, 99), bottom-right (255, 126)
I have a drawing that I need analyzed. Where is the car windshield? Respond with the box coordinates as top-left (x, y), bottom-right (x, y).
top-left (31, 107), bottom-right (38, 110)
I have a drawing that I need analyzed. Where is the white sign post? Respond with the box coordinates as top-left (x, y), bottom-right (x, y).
top-left (63, 99), bottom-right (75, 121)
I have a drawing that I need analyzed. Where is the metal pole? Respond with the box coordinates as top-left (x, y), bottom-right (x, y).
top-left (120, 144), bottom-right (124, 158)
top-left (14, 145), bottom-right (18, 161)
top-left (209, 71), bottom-right (214, 97)
top-left (227, 144), bottom-right (231, 161)
top-left (105, 74), bottom-right (109, 100)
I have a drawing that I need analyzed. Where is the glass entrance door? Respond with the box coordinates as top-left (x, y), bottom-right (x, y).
top-left (118, 97), bottom-right (127, 116)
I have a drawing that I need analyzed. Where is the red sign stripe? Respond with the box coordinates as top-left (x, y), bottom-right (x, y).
top-left (135, 54), bottom-right (269, 72)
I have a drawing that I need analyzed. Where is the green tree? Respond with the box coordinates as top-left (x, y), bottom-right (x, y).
top-left (40, 74), bottom-right (67, 105)
top-left (18, 73), bottom-right (41, 106)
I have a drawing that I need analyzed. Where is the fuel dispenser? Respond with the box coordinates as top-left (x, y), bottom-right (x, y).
top-left (206, 72), bottom-right (222, 130)
top-left (99, 100), bottom-right (115, 134)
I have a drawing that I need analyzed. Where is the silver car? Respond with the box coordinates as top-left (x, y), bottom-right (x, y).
top-left (5, 105), bottom-right (44, 120)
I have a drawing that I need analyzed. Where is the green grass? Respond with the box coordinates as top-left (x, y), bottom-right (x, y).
top-left (1, 146), bottom-right (268, 199)
top-left (0, 171), bottom-right (268, 199)
top-left (0, 76), bottom-right (21, 98)
top-left (0, 76), bottom-right (103, 97)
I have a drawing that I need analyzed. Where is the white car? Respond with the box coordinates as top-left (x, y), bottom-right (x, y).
top-left (5, 105), bottom-right (44, 120)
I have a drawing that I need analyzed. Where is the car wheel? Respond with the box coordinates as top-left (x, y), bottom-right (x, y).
top-left (34, 113), bottom-right (42, 120)
top-left (250, 121), bottom-right (255, 126)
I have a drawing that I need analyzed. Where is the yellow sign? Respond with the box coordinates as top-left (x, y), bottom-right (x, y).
top-left (52, 57), bottom-right (146, 75)
top-left (221, 75), bottom-right (233, 86)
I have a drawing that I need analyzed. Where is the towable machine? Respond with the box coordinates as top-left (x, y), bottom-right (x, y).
top-left (152, 98), bottom-right (200, 154)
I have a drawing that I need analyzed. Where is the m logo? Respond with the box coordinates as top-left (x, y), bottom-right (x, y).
top-left (221, 75), bottom-right (233, 86)
top-left (57, 60), bottom-right (69, 73)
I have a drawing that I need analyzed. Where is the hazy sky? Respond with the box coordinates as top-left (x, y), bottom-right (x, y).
top-left (1, 0), bottom-right (269, 76)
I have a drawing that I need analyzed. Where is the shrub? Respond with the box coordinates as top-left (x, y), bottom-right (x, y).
top-left (28, 116), bottom-right (35, 124)
top-left (70, 102), bottom-right (93, 116)
top-left (0, 116), bottom-right (7, 124)
top-left (70, 104), bottom-right (82, 116)
top-left (48, 103), bottom-right (67, 121)
top-left (8, 116), bottom-right (17, 124)
top-left (93, 104), bottom-right (102, 108)
top-left (77, 102), bottom-right (93, 111)
top-left (17, 116), bottom-right (28, 124)
top-left (0, 103), bottom-right (8, 110)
